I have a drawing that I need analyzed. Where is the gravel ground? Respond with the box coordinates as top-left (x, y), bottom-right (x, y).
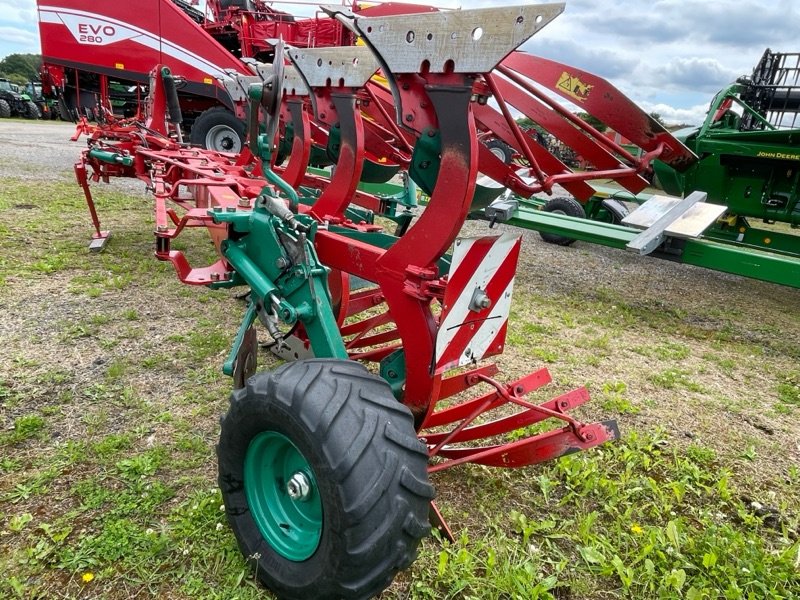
top-left (0, 121), bottom-right (81, 180)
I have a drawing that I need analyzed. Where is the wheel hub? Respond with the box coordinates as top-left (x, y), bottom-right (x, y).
top-left (244, 430), bottom-right (322, 561)
top-left (205, 124), bottom-right (242, 153)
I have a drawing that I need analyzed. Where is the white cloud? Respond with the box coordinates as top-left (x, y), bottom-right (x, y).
top-left (0, 25), bottom-right (37, 48)
top-left (638, 101), bottom-right (709, 127)
top-left (653, 58), bottom-right (739, 94)
top-left (0, 0), bottom-right (786, 128)
top-left (0, 0), bottom-right (36, 25)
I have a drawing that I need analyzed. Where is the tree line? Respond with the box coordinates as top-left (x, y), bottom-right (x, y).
top-left (0, 54), bottom-right (42, 84)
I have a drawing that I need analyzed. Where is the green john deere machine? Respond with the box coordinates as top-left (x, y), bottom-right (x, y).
top-left (652, 48), bottom-right (800, 263)
top-left (487, 48), bottom-right (800, 289)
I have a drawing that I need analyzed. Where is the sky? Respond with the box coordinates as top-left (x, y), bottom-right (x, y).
top-left (3, 0), bottom-right (797, 125)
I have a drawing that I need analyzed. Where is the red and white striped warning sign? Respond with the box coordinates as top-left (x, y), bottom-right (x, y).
top-left (435, 233), bottom-right (522, 372)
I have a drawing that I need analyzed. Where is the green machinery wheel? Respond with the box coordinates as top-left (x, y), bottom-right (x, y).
top-left (218, 359), bottom-right (433, 600)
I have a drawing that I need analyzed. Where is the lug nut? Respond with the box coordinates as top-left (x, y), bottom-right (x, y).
top-left (287, 472), bottom-right (311, 501)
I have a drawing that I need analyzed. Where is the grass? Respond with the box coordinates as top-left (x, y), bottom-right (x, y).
top-left (416, 432), bottom-right (798, 599)
top-left (1, 155), bottom-right (799, 600)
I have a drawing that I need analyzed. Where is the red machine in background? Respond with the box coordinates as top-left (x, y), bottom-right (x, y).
top-left (36, 0), bottom-right (434, 150)
top-left (38, 1), bottom-right (250, 132)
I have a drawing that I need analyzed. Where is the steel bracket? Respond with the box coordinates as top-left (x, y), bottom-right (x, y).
top-left (485, 198), bottom-right (519, 223)
top-left (325, 3), bottom-right (564, 74)
top-left (286, 45), bottom-right (379, 89)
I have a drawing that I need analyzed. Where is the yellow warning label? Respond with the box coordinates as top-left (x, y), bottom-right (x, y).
top-left (556, 71), bottom-right (592, 103)
top-left (115, 63), bottom-right (124, 70)
top-left (203, 77), bottom-right (214, 85)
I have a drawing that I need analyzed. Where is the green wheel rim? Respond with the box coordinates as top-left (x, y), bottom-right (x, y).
top-left (244, 431), bottom-right (322, 561)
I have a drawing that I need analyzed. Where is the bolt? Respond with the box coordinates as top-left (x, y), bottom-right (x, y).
top-left (210, 272), bottom-right (220, 281)
top-left (585, 433), bottom-right (595, 442)
top-left (287, 472), bottom-right (311, 501)
top-left (238, 196), bottom-right (250, 208)
top-left (559, 400), bottom-right (569, 409)
top-left (514, 385), bottom-right (524, 395)
top-left (226, 205), bottom-right (236, 212)
top-left (405, 114), bottom-right (414, 122)
top-left (156, 225), bottom-right (168, 233)
top-left (387, 369), bottom-right (398, 379)
top-left (275, 257), bottom-right (289, 269)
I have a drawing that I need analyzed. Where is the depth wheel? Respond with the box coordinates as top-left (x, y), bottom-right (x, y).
top-left (218, 359), bottom-right (433, 600)
top-left (539, 196), bottom-right (586, 246)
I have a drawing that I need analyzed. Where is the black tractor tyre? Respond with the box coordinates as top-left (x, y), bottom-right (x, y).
top-left (189, 107), bottom-right (246, 152)
top-left (0, 99), bottom-right (10, 118)
top-left (484, 138), bottom-right (515, 164)
top-left (539, 196), bottom-right (587, 246)
top-left (218, 359), bottom-right (434, 600)
top-left (24, 100), bottom-right (40, 119)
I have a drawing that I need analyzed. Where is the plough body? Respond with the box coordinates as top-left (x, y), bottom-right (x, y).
top-left (67, 3), bottom-right (695, 598)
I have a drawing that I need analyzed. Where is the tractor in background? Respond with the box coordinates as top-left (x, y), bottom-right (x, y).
top-left (0, 78), bottom-right (40, 119)
top-left (25, 81), bottom-right (59, 119)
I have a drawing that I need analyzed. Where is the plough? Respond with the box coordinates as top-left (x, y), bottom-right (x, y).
top-left (70, 3), bottom-right (695, 599)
